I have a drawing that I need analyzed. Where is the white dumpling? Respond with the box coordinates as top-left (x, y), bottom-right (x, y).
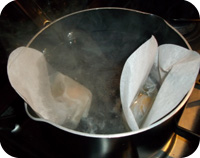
top-left (7, 47), bottom-right (92, 129)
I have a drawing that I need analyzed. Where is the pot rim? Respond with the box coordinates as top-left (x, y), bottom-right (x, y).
top-left (25, 7), bottom-right (194, 138)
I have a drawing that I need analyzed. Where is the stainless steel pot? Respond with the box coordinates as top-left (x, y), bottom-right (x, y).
top-left (24, 8), bottom-right (194, 158)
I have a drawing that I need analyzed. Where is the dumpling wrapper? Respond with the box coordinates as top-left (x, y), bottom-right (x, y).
top-left (7, 47), bottom-right (92, 129)
top-left (120, 35), bottom-right (200, 131)
top-left (120, 36), bottom-right (158, 130)
top-left (141, 44), bottom-right (200, 127)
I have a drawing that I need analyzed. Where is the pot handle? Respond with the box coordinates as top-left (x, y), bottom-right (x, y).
top-left (15, 0), bottom-right (51, 28)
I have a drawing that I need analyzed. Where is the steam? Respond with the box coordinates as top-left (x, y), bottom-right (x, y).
top-left (42, 29), bottom-right (129, 134)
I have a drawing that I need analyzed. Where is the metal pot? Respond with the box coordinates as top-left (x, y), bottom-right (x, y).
top-left (25, 8), bottom-right (194, 158)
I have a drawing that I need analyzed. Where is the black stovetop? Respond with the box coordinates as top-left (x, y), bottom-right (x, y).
top-left (0, 1), bottom-right (199, 158)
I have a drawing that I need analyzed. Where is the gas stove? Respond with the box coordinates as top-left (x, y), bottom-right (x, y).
top-left (0, 1), bottom-right (199, 158)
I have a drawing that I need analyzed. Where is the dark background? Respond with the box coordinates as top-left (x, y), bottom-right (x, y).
top-left (0, 0), bottom-right (199, 157)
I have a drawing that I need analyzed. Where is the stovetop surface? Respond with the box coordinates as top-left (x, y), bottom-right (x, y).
top-left (0, 1), bottom-right (199, 158)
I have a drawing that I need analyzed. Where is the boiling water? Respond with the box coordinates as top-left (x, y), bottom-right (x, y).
top-left (44, 30), bottom-right (130, 134)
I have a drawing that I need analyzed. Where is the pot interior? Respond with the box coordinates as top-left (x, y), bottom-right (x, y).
top-left (26, 8), bottom-right (190, 137)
